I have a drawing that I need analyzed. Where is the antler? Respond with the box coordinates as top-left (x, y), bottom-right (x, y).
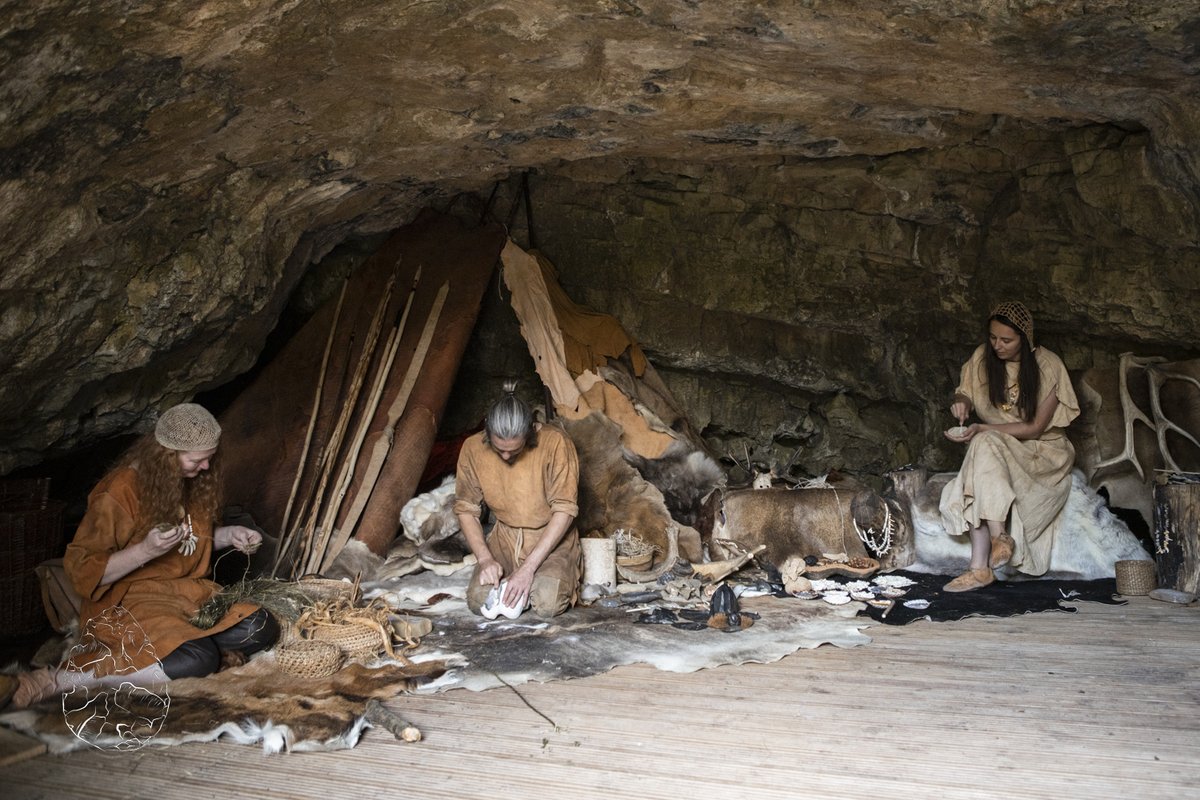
top-left (1092, 353), bottom-right (1200, 478)
top-left (1091, 354), bottom-right (1161, 479)
top-left (1146, 364), bottom-right (1200, 471)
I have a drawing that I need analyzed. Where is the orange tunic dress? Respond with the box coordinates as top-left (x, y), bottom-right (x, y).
top-left (63, 467), bottom-right (259, 676)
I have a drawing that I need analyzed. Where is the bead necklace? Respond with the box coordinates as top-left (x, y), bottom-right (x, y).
top-left (177, 513), bottom-right (198, 556)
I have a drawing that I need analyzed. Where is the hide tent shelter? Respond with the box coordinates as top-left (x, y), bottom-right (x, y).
top-left (218, 210), bottom-right (507, 573)
top-left (220, 207), bottom-right (723, 577)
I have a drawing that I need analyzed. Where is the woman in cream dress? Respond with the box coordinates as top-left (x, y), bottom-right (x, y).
top-left (939, 301), bottom-right (1079, 592)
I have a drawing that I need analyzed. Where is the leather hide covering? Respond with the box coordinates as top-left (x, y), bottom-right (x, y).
top-left (0, 658), bottom-right (445, 755)
top-left (364, 569), bottom-right (871, 694)
top-left (560, 412), bottom-right (704, 564)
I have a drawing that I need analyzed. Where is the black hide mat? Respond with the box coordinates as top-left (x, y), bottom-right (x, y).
top-left (857, 571), bottom-right (1125, 626)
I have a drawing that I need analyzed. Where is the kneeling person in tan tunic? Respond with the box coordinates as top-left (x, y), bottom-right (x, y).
top-left (455, 381), bottom-right (582, 618)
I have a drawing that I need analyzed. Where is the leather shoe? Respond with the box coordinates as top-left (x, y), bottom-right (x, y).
top-left (943, 567), bottom-right (995, 593)
top-left (989, 533), bottom-right (1015, 569)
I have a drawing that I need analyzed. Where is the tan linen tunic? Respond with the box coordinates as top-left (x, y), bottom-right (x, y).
top-left (63, 467), bottom-right (258, 676)
top-left (939, 345), bottom-right (1080, 576)
top-left (454, 424), bottom-right (582, 616)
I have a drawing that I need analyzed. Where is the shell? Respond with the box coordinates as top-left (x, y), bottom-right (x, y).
top-left (850, 590), bottom-right (875, 601)
top-left (793, 590), bottom-right (822, 600)
top-left (880, 587), bottom-right (908, 598)
top-left (872, 575), bottom-right (916, 588)
top-left (903, 598), bottom-right (931, 609)
top-left (821, 592), bottom-right (852, 605)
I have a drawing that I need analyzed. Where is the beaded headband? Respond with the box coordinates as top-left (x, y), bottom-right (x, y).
top-left (989, 301), bottom-right (1035, 347)
top-left (155, 403), bottom-right (221, 451)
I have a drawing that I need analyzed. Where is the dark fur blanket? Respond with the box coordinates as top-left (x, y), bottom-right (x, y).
top-left (856, 571), bottom-right (1126, 625)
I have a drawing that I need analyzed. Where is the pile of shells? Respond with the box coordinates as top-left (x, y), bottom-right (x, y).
top-left (792, 574), bottom-right (918, 607)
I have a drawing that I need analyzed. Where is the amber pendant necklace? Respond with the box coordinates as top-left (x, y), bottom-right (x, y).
top-left (999, 382), bottom-right (1019, 412)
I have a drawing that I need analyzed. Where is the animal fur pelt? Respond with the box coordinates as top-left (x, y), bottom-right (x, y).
top-left (560, 412), bottom-right (704, 563)
top-left (0, 657), bottom-right (446, 755)
top-left (707, 482), bottom-right (879, 569)
top-left (622, 439), bottom-right (726, 529)
top-left (399, 475), bottom-right (472, 566)
top-left (359, 568), bottom-right (871, 694)
top-left (898, 469), bottom-right (1152, 580)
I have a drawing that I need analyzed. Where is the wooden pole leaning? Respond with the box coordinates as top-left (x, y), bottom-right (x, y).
top-left (271, 281), bottom-right (349, 577)
top-left (300, 273), bottom-right (397, 575)
top-left (322, 279), bottom-right (450, 572)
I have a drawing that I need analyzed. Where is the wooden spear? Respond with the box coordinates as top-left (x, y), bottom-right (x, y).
top-left (270, 281), bottom-right (348, 577)
top-left (300, 274), bottom-right (396, 575)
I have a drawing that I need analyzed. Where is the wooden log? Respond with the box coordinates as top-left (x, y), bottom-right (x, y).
top-left (1153, 482), bottom-right (1200, 594)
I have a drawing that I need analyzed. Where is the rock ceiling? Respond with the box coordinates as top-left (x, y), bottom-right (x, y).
top-left (2, 1), bottom-right (1199, 474)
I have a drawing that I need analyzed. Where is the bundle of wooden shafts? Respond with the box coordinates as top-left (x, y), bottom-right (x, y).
top-left (269, 265), bottom-right (450, 579)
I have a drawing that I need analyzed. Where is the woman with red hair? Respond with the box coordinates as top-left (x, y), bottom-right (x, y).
top-left (2, 403), bottom-right (277, 710)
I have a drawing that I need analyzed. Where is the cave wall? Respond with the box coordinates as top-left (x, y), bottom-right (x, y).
top-left (3, 1), bottom-right (1200, 479)
top-left (442, 119), bottom-right (1200, 479)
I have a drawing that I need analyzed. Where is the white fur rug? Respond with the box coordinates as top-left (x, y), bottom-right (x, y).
top-left (907, 470), bottom-right (1153, 579)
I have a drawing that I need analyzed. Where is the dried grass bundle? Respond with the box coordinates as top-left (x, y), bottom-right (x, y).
top-left (613, 528), bottom-right (658, 558)
top-left (190, 577), bottom-right (316, 629)
top-left (296, 595), bottom-right (411, 664)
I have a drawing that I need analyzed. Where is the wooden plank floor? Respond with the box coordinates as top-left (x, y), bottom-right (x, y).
top-left (4, 596), bottom-right (1198, 799)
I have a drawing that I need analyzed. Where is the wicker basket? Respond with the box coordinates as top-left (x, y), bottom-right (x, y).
top-left (308, 622), bottom-right (387, 658)
top-left (296, 577), bottom-right (362, 605)
top-left (1, 478), bottom-right (64, 637)
top-left (275, 639), bottom-right (344, 678)
top-left (1115, 559), bottom-right (1157, 596)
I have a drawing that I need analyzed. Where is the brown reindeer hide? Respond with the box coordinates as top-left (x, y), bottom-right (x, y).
top-left (0, 657), bottom-right (446, 755)
top-left (710, 485), bottom-right (876, 567)
top-left (558, 412), bottom-right (704, 564)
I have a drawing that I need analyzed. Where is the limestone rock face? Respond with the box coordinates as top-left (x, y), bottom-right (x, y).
top-left (2, 1), bottom-right (1199, 474)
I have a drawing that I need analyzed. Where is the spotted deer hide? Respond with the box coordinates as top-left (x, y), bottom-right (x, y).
top-left (0, 657), bottom-right (446, 755)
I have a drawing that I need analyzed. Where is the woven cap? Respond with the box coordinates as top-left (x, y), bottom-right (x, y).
top-left (154, 403), bottom-right (221, 451)
top-left (989, 301), bottom-right (1035, 347)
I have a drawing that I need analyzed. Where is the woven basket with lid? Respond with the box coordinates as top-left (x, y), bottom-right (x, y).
top-left (296, 577), bottom-right (362, 605)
